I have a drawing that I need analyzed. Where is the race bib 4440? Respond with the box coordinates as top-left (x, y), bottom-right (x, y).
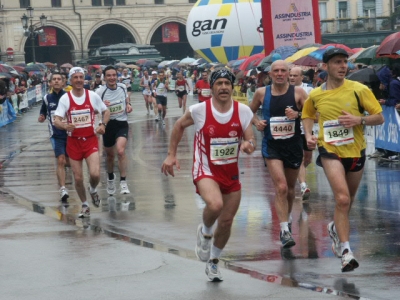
top-left (270, 117), bottom-right (295, 139)
top-left (323, 120), bottom-right (354, 146)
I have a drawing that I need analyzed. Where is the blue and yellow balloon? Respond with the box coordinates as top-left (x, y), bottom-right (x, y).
top-left (186, 0), bottom-right (264, 64)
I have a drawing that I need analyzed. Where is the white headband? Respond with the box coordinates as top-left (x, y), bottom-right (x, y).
top-left (69, 67), bottom-right (84, 78)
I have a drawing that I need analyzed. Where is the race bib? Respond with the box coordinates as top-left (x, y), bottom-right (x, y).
top-left (70, 109), bottom-right (92, 128)
top-left (210, 137), bottom-right (239, 165)
top-left (323, 120), bottom-right (354, 146)
top-left (201, 89), bottom-right (211, 97)
top-left (270, 117), bottom-right (295, 139)
top-left (109, 101), bottom-right (125, 117)
top-left (50, 110), bottom-right (67, 124)
top-left (177, 86), bottom-right (185, 92)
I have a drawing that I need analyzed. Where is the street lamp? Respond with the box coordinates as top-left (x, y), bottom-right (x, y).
top-left (21, 6), bottom-right (47, 63)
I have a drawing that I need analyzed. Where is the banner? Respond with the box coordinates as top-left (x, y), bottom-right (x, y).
top-left (162, 23), bottom-right (179, 43)
top-left (36, 84), bottom-right (42, 103)
top-left (262, 0), bottom-right (321, 53)
top-left (39, 27), bottom-right (57, 46)
top-left (375, 106), bottom-right (400, 152)
top-left (0, 100), bottom-right (17, 128)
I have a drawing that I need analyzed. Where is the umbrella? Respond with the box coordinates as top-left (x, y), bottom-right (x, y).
top-left (230, 58), bottom-right (247, 71)
top-left (239, 53), bottom-right (265, 71)
top-left (271, 46), bottom-right (298, 60)
top-left (353, 45), bottom-right (379, 65)
top-left (115, 61), bottom-right (127, 67)
top-left (0, 64), bottom-right (19, 75)
top-left (126, 64), bottom-right (139, 69)
top-left (376, 32), bottom-right (400, 58)
top-left (168, 60), bottom-right (180, 69)
top-left (190, 58), bottom-right (208, 66)
top-left (178, 57), bottom-right (196, 66)
top-left (298, 43), bottom-right (322, 50)
top-left (136, 58), bottom-right (148, 65)
top-left (0, 72), bottom-right (12, 79)
top-left (246, 68), bottom-right (259, 77)
top-left (346, 67), bottom-right (379, 83)
top-left (158, 60), bottom-right (172, 68)
top-left (319, 43), bottom-right (354, 55)
top-left (60, 63), bottom-right (73, 68)
top-left (143, 60), bottom-right (157, 68)
top-left (16, 63), bottom-right (27, 67)
top-left (23, 64), bottom-right (42, 72)
top-left (12, 66), bottom-right (25, 73)
top-left (43, 62), bottom-right (55, 68)
top-left (292, 55), bottom-right (321, 67)
top-left (308, 46), bottom-right (335, 61)
top-left (285, 47), bottom-right (318, 63)
top-left (257, 54), bottom-right (274, 70)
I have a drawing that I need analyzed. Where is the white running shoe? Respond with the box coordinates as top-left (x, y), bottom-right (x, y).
top-left (205, 259), bottom-right (223, 282)
top-left (301, 185), bottom-right (311, 200)
top-left (107, 173), bottom-right (116, 195)
top-left (78, 205), bottom-right (90, 218)
top-left (60, 187), bottom-right (69, 202)
top-left (120, 180), bottom-right (130, 194)
top-left (195, 224), bottom-right (212, 262)
top-left (162, 119), bottom-right (165, 126)
top-left (341, 250), bottom-right (359, 272)
top-left (327, 221), bottom-right (342, 258)
top-left (90, 189), bottom-right (101, 208)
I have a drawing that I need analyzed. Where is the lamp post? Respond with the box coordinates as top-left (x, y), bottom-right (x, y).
top-left (21, 6), bottom-right (47, 63)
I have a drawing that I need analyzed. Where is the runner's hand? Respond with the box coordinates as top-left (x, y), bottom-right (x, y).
top-left (285, 107), bottom-right (298, 120)
top-left (338, 111), bottom-right (361, 128)
top-left (306, 135), bottom-right (317, 150)
top-left (161, 156), bottom-right (180, 177)
top-left (38, 115), bottom-right (46, 123)
top-left (255, 120), bottom-right (267, 132)
top-left (95, 125), bottom-right (105, 135)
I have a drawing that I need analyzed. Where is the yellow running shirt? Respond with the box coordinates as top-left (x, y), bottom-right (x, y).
top-left (302, 79), bottom-right (382, 158)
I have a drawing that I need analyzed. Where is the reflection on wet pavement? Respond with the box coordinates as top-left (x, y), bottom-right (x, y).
top-left (1, 93), bottom-right (400, 300)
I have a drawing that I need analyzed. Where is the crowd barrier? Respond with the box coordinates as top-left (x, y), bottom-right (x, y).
top-left (0, 83), bottom-right (47, 128)
top-left (375, 106), bottom-right (400, 152)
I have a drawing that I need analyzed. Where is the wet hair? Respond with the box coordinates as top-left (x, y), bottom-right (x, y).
top-left (103, 65), bottom-right (117, 76)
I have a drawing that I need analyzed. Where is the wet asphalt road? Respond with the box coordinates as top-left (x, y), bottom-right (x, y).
top-left (1, 91), bottom-right (400, 300)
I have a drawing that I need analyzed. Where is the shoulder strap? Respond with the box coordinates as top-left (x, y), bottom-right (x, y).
top-left (354, 91), bottom-right (364, 114)
top-left (101, 87), bottom-right (108, 101)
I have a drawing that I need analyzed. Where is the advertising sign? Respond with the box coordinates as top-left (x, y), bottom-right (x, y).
top-left (39, 27), bottom-right (57, 46)
top-left (162, 23), bottom-right (179, 43)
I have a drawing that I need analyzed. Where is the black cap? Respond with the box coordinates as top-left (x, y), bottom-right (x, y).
top-left (322, 47), bottom-right (349, 63)
top-left (95, 73), bottom-right (101, 77)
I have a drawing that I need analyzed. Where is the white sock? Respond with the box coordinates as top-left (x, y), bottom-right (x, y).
top-left (288, 214), bottom-right (293, 224)
top-left (60, 186), bottom-right (65, 190)
top-left (340, 241), bottom-right (351, 254)
top-left (89, 186), bottom-right (97, 194)
top-left (300, 182), bottom-right (307, 189)
top-left (82, 201), bottom-right (89, 207)
top-left (210, 245), bottom-right (222, 260)
top-left (280, 222), bottom-right (289, 233)
top-left (202, 224), bottom-right (213, 236)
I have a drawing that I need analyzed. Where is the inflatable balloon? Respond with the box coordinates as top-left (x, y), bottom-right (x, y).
top-left (186, 0), bottom-right (264, 64)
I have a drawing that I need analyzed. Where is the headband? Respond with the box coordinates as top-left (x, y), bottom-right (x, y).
top-left (209, 68), bottom-right (236, 88)
top-left (69, 67), bottom-right (84, 78)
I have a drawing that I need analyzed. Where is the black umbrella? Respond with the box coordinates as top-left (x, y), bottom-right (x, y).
top-left (346, 67), bottom-right (379, 83)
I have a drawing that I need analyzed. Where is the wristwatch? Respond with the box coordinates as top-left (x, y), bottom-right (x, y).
top-left (298, 111), bottom-right (302, 118)
top-left (361, 117), bottom-right (366, 125)
top-left (99, 122), bottom-right (107, 127)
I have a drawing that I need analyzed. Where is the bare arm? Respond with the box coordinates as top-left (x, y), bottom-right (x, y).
top-left (249, 87), bottom-right (267, 131)
top-left (240, 124), bottom-right (256, 155)
top-left (161, 111), bottom-right (194, 176)
top-left (54, 115), bottom-right (75, 132)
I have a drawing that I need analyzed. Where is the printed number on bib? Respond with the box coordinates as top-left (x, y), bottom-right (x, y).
top-left (270, 117), bottom-right (295, 139)
top-left (323, 120), bottom-right (354, 146)
top-left (201, 89), bottom-right (211, 97)
top-left (177, 86), bottom-right (185, 92)
top-left (71, 109), bottom-right (91, 128)
top-left (210, 137), bottom-right (239, 165)
top-left (109, 102), bottom-right (124, 116)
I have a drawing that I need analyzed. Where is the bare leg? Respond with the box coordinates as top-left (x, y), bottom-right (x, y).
top-left (85, 151), bottom-right (100, 190)
top-left (116, 137), bottom-right (128, 177)
top-left (56, 154), bottom-right (67, 187)
top-left (69, 158), bottom-right (86, 202)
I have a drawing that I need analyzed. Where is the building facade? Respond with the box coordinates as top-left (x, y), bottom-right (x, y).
top-left (0, 0), bottom-right (398, 65)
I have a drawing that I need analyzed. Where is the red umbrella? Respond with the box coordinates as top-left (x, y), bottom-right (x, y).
top-left (376, 32), bottom-right (400, 58)
top-left (136, 59), bottom-right (148, 65)
top-left (320, 43), bottom-right (354, 55)
top-left (292, 55), bottom-right (321, 67)
top-left (239, 53), bottom-right (265, 71)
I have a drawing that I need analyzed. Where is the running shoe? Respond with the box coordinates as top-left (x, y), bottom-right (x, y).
top-left (280, 247), bottom-right (296, 260)
top-left (301, 185), bottom-right (311, 200)
top-left (120, 180), bottom-right (130, 194)
top-left (341, 250), bottom-right (359, 272)
top-left (155, 115), bottom-right (160, 122)
top-left (60, 187), bottom-right (69, 202)
top-left (146, 111), bottom-right (150, 116)
top-left (327, 221), bottom-right (342, 258)
top-left (280, 230), bottom-right (296, 248)
top-left (78, 205), bottom-right (90, 218)
top-left (90, 190), bottom-right (101, 208)
top-left (288, 222), bottom-right (292, 233)
top-left (368, 150), bottom-right (383, 158)
top-left (195, 224), bottom-right (212, 262)
top-left (107, 173), bottom-right (116, 195)
top-left (162, 119), bottom-right (166, 126)
top-left (205, 258), bottom-right (223, 282)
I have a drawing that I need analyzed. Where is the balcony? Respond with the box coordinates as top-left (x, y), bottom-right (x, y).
top-left (320, 17), bottom-right (391, 34)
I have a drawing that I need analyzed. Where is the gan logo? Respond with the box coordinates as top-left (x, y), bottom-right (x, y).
top-left (276, 23), bottom-right (312, 41)
top-left (191, 18), bottom-right (228, 37)
top-left (275, 3), bottom-right (311, 21)
top-left (208, 125), bottom-right (216, 136)
top-left (229, 131), bottom-right (238, 137)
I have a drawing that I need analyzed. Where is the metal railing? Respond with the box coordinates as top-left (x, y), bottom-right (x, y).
top-left (320, 17), bottom-right (392, 34)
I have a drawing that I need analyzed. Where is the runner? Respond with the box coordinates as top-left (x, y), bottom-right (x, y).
top-left (96, 66), bottom-right (132, 195)
top-left (162, 68), bottom-right (255, 281)
top-left (195, 71), bottom-right (212, 103)
top-left (175, 71), bottom-right (190, 114)
top-left (54, 67), bottom-right (110, 218)
top-left (250, 60), bottom-right (308, 248)
top-left (38, 72), bottom-right (69, 202)
top-left (119, 68), bottom-right (132, 101)
top-left (302, 48), bottom-right (384, 272)
top-left (139, 70), bottom-right (153, 116)
top-left (150, 71), bottom-right (159, 120)
top-left (152, 70), bottom-right (169, 126)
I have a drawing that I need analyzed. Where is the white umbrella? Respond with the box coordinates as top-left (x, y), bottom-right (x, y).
top-left (178, 57), bottom-right (196, 66)
top-left (158, 60), bottom-right (173, 68)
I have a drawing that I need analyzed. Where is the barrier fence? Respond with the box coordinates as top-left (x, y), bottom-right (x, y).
top-left (375, 106), bottom-right (400, 152)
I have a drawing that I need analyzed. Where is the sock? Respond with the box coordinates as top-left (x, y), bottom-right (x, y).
top-left (340, 241), bottom-right (351, 255)
top-left (202, 224), bottom-right (213, 236)
top-left (288, 214), bottom-right (293, 224)
top-left (280, 222), bottom-right (289, 233)
top-left (89, 186), bottom-right (97, 194)
top-left (60, 186), bottom-right (65, 190)
top-left (210, 245), bottom-right (222, 260)
top-left (108, 173), bottom-right (114, 180)
top-left (300, 182), bottom-right (307, 189)
top-left (82, 201), bottom-right (89, 207)
top-left (120, 177), bottom-right (126, 181)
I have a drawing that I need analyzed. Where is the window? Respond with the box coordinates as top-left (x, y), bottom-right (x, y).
top-left (52, 0), bottom-right (62, 7)
top-left (363, 0), bottom-right (376, 18)
top-left (116, 0), bottom-right (125, 5)
top-left (20, 0), bottom-right (31, 8)
top-left (155, 0), bottom-right (164, 4)
top-left (92, 0), bottom-right (101, 6)
top-left (189, 0), bottom-right (197, 3)
top-left (104, 0), bottom-right (113, 5)
top-left (338, 1), bottom-right (348, 18)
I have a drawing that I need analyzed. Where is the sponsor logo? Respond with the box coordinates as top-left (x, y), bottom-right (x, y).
top-left (257, 18), bottom-right (263, 33)
top-left (229, 131), bottom-right (238, 137)
top-left (276, 23), bottom-right (312, 41)
top-left (275, 3), bottom-right (311, 21)
top-left (191, 19), bottom-right (228, 37)
top-left (208, 125), bottom-right (216, 136)
top-left (231, 122), bottom-right (240, 127)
